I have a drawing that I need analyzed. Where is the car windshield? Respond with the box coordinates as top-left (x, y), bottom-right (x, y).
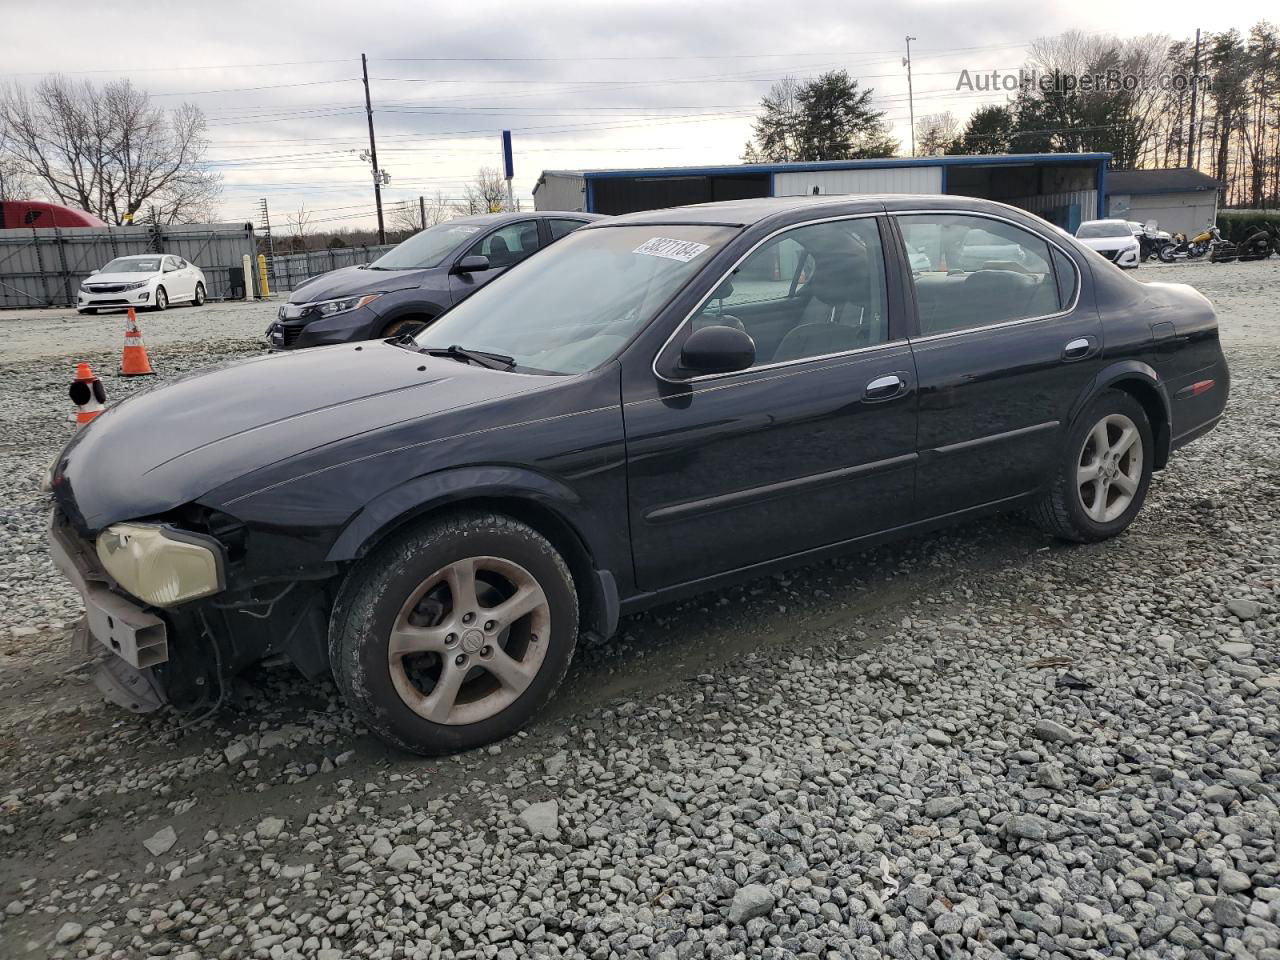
top-left (369, 221), bottom-right (490, 270)
top-left (412, 224), bottom-right (736, 375)
top-left (1076, 222), bottom-right (1131, 239)
top-left (101, 257), bottom-right (160, 273)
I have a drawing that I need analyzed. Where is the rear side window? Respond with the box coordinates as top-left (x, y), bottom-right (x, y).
top-left (1052, 248), bottom-right (1078, 307)
top-left (897, 214), bottom-right (1068, 336)
top-left (547, 218), bottom-right (587, 241)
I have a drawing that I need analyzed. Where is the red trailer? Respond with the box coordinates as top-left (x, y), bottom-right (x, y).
top-left (0, 200), bottom-right (107, 229)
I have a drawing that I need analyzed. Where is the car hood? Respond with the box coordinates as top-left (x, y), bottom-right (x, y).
top-left (287, 265), bottom-right (432, 304)
top-left (52, 343), bottom-right (540, 533)
top-left (85, 272), bottom-right (158, 284)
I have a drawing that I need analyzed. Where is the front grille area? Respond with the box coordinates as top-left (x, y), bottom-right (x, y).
top-left (87, 283), bottom-right (130, 293)
top-left (1100, 249), bottom-right (1121, 262)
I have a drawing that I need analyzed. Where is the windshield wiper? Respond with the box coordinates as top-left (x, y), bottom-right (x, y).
top-left (419, 344), bottom-right (516, 371)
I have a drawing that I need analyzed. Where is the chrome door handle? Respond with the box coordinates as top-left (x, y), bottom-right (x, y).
top-left (864, 374), bottom-right (904, 401)
top-left (1062, 337), bottom-right (1092, 361)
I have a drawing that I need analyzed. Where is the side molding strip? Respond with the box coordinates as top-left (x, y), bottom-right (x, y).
top-left (930, 420), bottom-right (1060, 457)
top-left (644, 452), bottom-right (918, 523)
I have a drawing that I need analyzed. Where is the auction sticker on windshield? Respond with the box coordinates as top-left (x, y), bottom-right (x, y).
top-left (633, 237), bottom-right (710, 262)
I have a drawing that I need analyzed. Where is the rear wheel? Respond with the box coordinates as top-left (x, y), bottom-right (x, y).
top-left (330, 512), bottom-right (578, 755)
top-left (154, 286), bottom-right (168, 311)
top-left (192, 282), bottom-right (205, 306)
top-left (79, 307), bottom-right (98, 315)
top-left (1030, 389), bottom-right (1153, 543)
top-left (1157, 245), bottom-right (1176, 263)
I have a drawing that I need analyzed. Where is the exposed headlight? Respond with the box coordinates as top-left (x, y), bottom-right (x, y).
top-left (308, 293), bottom-right (383, 318)
top-left (96, 523), bottom-right (225, 607)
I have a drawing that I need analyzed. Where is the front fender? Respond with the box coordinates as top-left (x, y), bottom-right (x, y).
top-left (325, 464), bottom-right (584, 562)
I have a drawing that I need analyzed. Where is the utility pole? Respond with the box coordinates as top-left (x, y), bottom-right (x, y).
top-left (361, 53), bottom-right (386, 244)
top-left (903, 37), bottom-right (918, 157)
top-left (418, 195), bottom-right (426, 231)
top-left (1186, 28), bottom-right (1201, 169)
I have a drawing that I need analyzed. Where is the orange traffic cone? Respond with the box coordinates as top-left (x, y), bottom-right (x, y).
top-left (68, 363), bottom-right (107, 427)
top-left (120, 307), bottom-right (155, 376)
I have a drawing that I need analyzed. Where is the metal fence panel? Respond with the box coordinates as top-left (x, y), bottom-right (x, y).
top-left (0, 223), bottom-right (258, 309)
top-left (268, 244), bottom-right (396, 293)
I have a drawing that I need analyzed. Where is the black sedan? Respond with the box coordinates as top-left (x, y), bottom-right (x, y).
top-left (49, 195), bottom-right (1229, 755)
top-left (266, 210), bottom-right (603, 349)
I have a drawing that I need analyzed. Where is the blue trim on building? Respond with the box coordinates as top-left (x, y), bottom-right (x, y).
top-left (576, 153), bottom-right (1112, 183)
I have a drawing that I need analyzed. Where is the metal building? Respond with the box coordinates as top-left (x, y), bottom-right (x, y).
top-left (1104, 168), bottom-right (1220, 237)
top-left (534, 153), bottom-right (1110, 231)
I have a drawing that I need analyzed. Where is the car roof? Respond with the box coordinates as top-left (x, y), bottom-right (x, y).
top-left (447, 211), bottom-right (606, 226)
top-left (1078, 219), bottom-right (1130, 227)
top-left (585, 194), bottom-right (1059, 229)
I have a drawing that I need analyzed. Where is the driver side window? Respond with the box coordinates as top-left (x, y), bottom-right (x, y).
top-left (689, 218), bottom-right (889, 368)
top-left (465, 221), bottom-right (541, 269)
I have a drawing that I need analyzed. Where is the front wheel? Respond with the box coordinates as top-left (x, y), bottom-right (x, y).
top-left (330, 512), bottom-right (579, 755)
top-left (1029, 389), bottom-right (1153, 543)
top-left (192, 282), bottom-right (205, 306)
top-left (381, 316), bottom-right (430, 339)
top-left (1157, 245), bottom-right (1176, 263)
top-left (154, 286), bottom-right (168, 311)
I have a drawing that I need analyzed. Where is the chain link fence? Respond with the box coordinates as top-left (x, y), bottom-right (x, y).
top-left (268, 244), bottom-right (396, 293)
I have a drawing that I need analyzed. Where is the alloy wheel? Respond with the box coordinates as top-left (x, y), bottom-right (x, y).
top-left (1077, 413), bottom-right (1143, 523)
top-left (387, 556), bottom-right (550, 725)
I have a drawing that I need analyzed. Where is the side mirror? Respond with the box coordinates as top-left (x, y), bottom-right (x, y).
top-left (678, 325), bottom-right (755, 376)
top-left (452, 254), bottom-right (490, 274)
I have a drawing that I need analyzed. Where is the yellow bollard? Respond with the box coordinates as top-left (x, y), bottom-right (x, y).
top-left (257, 254), bottom-right (271, 298)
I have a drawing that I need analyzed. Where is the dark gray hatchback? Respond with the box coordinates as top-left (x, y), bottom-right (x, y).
top-left (266, 211), bottom-right (603, 349)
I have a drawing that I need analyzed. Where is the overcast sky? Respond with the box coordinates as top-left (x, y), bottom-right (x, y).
top-left (1, 0), bottom-right (1264, 231)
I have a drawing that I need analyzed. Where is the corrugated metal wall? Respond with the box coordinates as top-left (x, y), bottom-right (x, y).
top-left (533, 174), bottom-right (588, 212)
top-left (0, 223), bottom-right (257, 309)
top-left (1009, 189), bottom-right (1099, 229)
top-left (269, 244), bottom-right (396, 293)
top-left (1109, 193), bottom-right (1217, 237)
top-left (773, 166), bottom-right (944, 197)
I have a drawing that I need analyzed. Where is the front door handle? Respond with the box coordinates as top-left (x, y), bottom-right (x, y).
top-left (1062, 337), bottom-right (1094, 361)
top-left (864, 373), bottom-right (905, 402)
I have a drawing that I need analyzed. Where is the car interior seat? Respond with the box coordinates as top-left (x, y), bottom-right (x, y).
top-left (488, 235), bottom-right (511, 267)
top-left (771, 251), bottom-right (879, 362)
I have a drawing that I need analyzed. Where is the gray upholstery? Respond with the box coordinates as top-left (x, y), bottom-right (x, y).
top-left (773, 252), bottom-right (881, 361)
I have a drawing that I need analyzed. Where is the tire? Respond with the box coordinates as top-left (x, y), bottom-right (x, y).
top-left (381, 316), bottom-right (430, 339)
top-left (79, 308), bottom-right (97, 315)
top-left (329, 511), bottom-right (578, 755)
top-left (1029, 389), bottom-right (1154, 543)
top-left (154, 286), bottom-right (168, 311)
top-left (192, 282), bottom-right (205, 306)
top-left (1157, 245), bottom-right (1176, 263)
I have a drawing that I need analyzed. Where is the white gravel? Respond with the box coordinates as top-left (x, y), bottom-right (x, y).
top-left (0, 260), bottom-right (1278, 960)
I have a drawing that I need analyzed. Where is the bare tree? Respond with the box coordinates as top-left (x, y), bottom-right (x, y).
top-left (0, 75), bottom-right (221, 224)
top-left (915, 112), bottom-right (960, 155)
top-left (0, 119), bottom-right (36, 201)
top-left (456, 167), bottom-right (509, 215)
top-left (392, 192), bottom-right (452, 234)
top-left (286, 204), bottom-right (313, 253)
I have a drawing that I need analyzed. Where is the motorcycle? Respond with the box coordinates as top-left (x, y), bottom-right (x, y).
top-left (1237, 222), bottom-right (1279, 262)
top-left (1159, 225), bottom-right (1222, 263)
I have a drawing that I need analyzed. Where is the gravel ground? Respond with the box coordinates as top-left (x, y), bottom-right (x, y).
top-left (0, 260), bottom-right (1277, 960)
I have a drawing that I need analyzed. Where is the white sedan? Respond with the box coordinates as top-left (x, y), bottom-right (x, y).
top-left (1074, 219), bottom-right (1141, 270)
top-left (77, 254), bottom-right (207, 314)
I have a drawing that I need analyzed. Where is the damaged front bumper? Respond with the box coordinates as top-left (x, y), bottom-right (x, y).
top-left (48, 510), bottom-right (168, 713)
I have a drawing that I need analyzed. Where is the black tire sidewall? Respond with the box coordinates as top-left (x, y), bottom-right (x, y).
top-left (194, 283), bottom-right (205, 305)
top-left (155, 286), bottom-right (167, 310)
top-left (1060, 391), bottom-right (1154, 540)
top-left (332, 516), bottom-right (577, 755)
